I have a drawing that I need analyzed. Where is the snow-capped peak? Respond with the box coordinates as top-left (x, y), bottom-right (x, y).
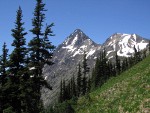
top-left (73, 29), bottom-right (83, 34)
top-left (104, 33), bottom-right (149, 58)
top-left (42, 30), bottom-right (149, 107)
top-left (52, 29), bottom-right (101, 60)
top-left (63, 29), bottom-right (86, 46)
top-left (60, 29), bottom-right (98, 57)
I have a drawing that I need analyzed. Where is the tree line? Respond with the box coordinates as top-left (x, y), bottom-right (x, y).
top-left (48, 44), bottom-right (150, 113)
top-left (0, 0), bottom-right (55, 113)
top-left (59, 52), bottom-right (91, 103)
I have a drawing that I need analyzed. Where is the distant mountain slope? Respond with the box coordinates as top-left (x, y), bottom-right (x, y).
top-left (42, 29), bottom-right (149, 106)
top-left (75, 54), bottom-right (150, 113)
top-left (104, 33), bottom-right (149, 60)
top-left (42, 29), bottom-right (101, 106)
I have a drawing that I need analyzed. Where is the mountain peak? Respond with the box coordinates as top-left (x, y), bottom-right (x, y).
top-left (62, 29), bottom-right (89, 46)
top-left (71, 29), bottom-right (85, 37)
top-left (73, 29), bottom-right (83, 33)
top-left (104, 33), bottom-right (149, 57)
top-left (56, 29), bottom-right (99, 57)
top-left (42, 31), bottom-right (149, 106)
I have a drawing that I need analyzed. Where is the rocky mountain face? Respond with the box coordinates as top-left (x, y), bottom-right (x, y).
top-left (104, 33), bottom-right (149, 60)
top-left (42, 29), bottom-right (149, 106)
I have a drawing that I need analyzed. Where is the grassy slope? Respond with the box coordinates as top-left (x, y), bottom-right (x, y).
top-left (75, 56), bottom-right (150, 113)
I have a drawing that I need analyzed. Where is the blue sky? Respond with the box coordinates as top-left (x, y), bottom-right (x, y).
top-left (0, 0), bottom-right (150, 54)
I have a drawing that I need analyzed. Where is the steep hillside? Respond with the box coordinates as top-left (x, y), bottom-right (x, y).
top-left (42, 29), bottom-right (149, 106)
top-left (75, 55), bottom-right (150, 113)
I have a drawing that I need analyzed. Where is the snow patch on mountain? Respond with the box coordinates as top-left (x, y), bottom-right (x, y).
top-left (86, 49), bottom-right (96, 58)
top-left (121, 34), bottom-right (131, 42)
top-left (72, 34), bottom-right (78, 45)
top-left (137, 43), bottom-right (148, 50)
top-left (108, 56), bottom-right (113, 59)
top-left (42, 30), bottom-right (149, 107)
top-left (104, 33), bottom-right (149, 58)
top-left (80, 45), bottom-right (87, 50)
top-left (133, 34), bottom-right (137, 41)
top-left (62, 45), bottom-right (76, 52)
top-left (73, 49), bottom-right (84, 57)
top-left (107, 50), bottom-right (113, 56)
top-left (62, 35), bottom-right (79, 52)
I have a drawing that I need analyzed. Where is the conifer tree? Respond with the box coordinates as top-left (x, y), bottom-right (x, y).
top-left (128, 56), bottom-right (134, 68)
top-left (70, 75), bottom-right (77, 97)
top-left (91, 68), bottom-right (95, 89)
top-left (28, 0), bottom-right (54, 70)
top-left (93, 57), bottom-right (101, 87)
top-left (125, 58), bottom-right (129, 69)
top-left (133, 45), bottom-right (138, 63)
top-left (115, 51), bottom-right (121, 75)
top-left (81, 52), bottom-right (89, 95)
top-left (77, 63), bottom-right (82, 96)
top-left (28, 0), bottom-right (54, 112)
top-left (0, 42), bottom-right (9, 113)
top-left (0, 43), bottom-right (8, 85)
top-left (102, 49), bottom-right (109, 82)
top-left (142, 49), bottom-right (147, 59)
top-left (66, 82), bottom-right (71, 100)
top-left (62, 80), bottom-right (67, 101)
top-left (133, 45), bottom-right (141, 63)
top-left (9, 6), bottom-right (27, 75)
top-left (87, 78), bottom-right (91, 93)
top-left (121, 58), bottom-right (127, 72)
top-left (149, 40), bottom-right (150, 52)
top-left (59, 80), bottom-right (63, 103)
top-left (6, 6), bottom-right (27, 113)
top-left (93, 50), bottom-right (107, 87)
top-left (107, 61), bottom-right (114, 77)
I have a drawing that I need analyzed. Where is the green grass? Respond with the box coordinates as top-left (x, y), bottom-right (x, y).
top-left (75, 56), bottom-right (150, 113)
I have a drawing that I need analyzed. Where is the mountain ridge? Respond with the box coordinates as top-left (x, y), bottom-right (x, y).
top-left (42, 29), bottom-right (149, 106)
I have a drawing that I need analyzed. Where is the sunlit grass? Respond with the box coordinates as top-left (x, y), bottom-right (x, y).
top-left (75, 55), bottom-right (150, 113)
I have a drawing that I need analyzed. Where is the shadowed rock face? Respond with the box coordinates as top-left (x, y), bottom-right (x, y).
top-left (41, 29), bottom-right (149, 106)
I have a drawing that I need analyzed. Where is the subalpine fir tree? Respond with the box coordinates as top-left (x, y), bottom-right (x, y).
top-left (128, 56), bottom-right (134, 68)
top-left (87, 78), bottom-right (91, 93)
top-left (77, 63), bottom-right (82, 96)
top-left (70, 75), bottom-right (77, 97)
top-left (28, 0), bottom-right (54, 112)
top-left (142, 49), bottom-right (147, 59)
top-left (0, 42), bottom-right (9, 113)
top-left (93, 51), bottom-right (106, 87)
top-left (9, 6), bottom-right (27, 75)
top-left (121, 58), bottom-right (127, 72)
top-left (115, 51), bottom-right (121, 75)
top-left (62, 80), bottom-right (67, 101)
top-left (93, 57), bottom-right (101, 87)
top-left (133, 45), bottom-right (141, 63)
top-left (6, 6), bottom-right (27, 113)
top-left (148, 40), bottom-right (150, 54)
top-left (0, 43), bottom-right (9, 85)
top-left (81, 52), bottom-right (89, 95)
top-left (107, 61), bottom-right (114, 77)
top-left (92, 50), bottom-right (115, 89)
top-left (59, 80), bottom-right (63, 103)
top-left (102, 49), bottom-right (109, 82)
